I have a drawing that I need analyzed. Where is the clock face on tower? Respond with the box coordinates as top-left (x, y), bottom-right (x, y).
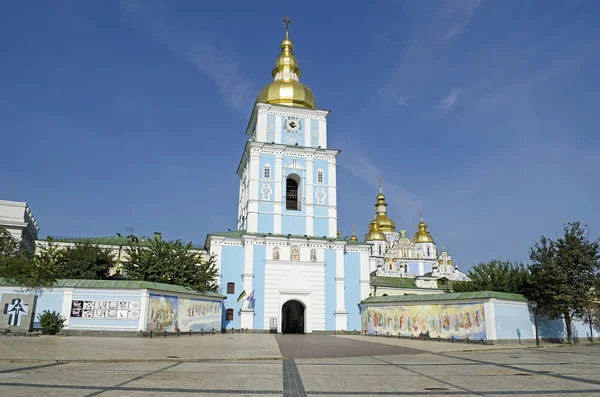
top-left (284, 117), bottom-right (302, 133)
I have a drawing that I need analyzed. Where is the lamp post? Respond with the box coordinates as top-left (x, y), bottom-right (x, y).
top-left (531, 301), bottom-right (540, 346)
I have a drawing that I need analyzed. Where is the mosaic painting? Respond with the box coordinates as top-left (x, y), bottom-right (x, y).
top-left (362, 303), bottom-right (486, 340)
top-left (146, 293), bottom-right (221, 332)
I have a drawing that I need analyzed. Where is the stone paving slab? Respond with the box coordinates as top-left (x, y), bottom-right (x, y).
top-left (0, 334), bottom-right (282, 363)
top-left (276, 334), bottom-right (426, 359)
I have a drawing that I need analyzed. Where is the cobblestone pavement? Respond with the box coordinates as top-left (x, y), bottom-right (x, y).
top-left (0, 336), bottom-right (599, 396)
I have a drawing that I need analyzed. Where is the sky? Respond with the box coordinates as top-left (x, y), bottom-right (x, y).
top-left (1, 0), bottom-right (599, 270)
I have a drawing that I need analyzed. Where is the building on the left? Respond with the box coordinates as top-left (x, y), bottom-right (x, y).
top-left (0, 200), bottom-right (39, 253)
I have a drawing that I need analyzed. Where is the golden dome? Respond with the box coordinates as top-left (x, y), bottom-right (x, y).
top-left (365, 218), bottom-right (386, 241)
top-left (256, 19), bottom-right (317, 109)
top-left (373, 183), bottom-right (396, 232)
top-left (350, 225), bottom-right (359, 242)
top-left (413, 210), bottom-right (435, 243)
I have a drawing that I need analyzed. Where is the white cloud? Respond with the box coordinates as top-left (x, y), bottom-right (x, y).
top-left (440, 0), bottom-right (483, 41)
top-left (117, 0), bottom-right (254, 114)
top-left (440, 88), bottom-right (462, 111)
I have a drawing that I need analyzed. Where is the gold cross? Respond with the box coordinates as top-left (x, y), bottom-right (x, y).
top-left (281, 16), bottom-right (294, 37)
top-left (376, 176), bottom-right (384, 192)
top-left (419, 208), bottom-right (423, 221)
top-left (352, 224), bottom-right (356, 234)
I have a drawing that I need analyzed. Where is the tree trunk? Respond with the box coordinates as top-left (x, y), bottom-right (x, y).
top-left (589, 321), bottom-right (594, 343)
top-left (564, 311), bottom-right (573, 344)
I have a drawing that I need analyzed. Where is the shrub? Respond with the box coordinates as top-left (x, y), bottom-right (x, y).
top-left (37, 310), bottom-right (66, 335)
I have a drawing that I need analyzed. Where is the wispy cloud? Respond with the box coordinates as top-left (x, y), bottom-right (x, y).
top-left (335, 142), bottom-right (423, 217)
top-left (440, 0), bottom-right (483, 41)
top-left (439, 88), bottom-right (461, 111)
top-left (117, 0), bottom-right (253, 114)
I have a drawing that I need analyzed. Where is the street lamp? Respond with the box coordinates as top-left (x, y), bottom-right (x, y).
top-left (531, 301), bottom-right (540, 346)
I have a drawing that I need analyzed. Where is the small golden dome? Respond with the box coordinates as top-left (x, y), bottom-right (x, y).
top-left (256, 19), bottom-right (317, 109)
top-left (365, 219), bottom-right (386, 241)
top-left (350, 225), bottom-right (359, 242)
top-left (413, 210), bottom-right (435, 243)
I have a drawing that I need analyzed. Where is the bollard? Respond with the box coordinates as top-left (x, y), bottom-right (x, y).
top-left (451, 336), bottom-right (454, 343)
top-left (466, 337), bottom-right (469, 344)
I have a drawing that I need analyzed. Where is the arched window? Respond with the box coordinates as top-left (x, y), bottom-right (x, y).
top-left (427, 246), bottom-right (431, 257)
top-left (404, 264), bottom-right (408, 273)
top-left (226, 309), bottom-right (234, 321)
top-left (286, 173), bottom-right (301, 210)
top-left (273, 247), bottom-right (280, 260)
top-left (226, 282), bottom-right (235, 294)
top-left (378, 245), bottom-right (382, 255)
top-left (310, 249), bottom-right (317, 262)
top-left (291, 246), bottom-right (300, 261)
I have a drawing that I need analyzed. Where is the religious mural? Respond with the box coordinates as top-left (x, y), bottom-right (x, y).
top-left (146, 294), bottom-right (221, 332)
top-left (362, 303), bottom-right (486, 340)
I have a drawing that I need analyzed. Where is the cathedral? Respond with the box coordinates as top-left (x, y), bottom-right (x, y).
top-left (204, 18), bottom-right (467, 333)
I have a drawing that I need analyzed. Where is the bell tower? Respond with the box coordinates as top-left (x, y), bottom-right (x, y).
top-left (236, 17), bottom-right (339, 238)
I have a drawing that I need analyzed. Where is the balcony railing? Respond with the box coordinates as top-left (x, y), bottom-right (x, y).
top-left (286, 200), bottom-right (301, 211)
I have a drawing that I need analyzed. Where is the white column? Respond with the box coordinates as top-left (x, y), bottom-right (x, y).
top-left (327, 158), bottom-right (338, 237)
top-left (273, 153), bottom-right (283, 234)
top-left (210, 241), bottom-right (223, 289)
top-left (418, 261), bottom-right (424, 276)
top-left (256, 109), bottom-right (267, 142)
top-left (247, 150), bottom-right (261, 232)
top-left (484, 299), bottom-right (497, 341)
top-left (275, 115), bottom-right (282, 144)
top-left (359, 249), bottom-right (371, 300)
top-left (139, 289), bottom-right (150, 331)
top-left (305, 157), bottom-right (314, 236)
top-left (334, 244), bottom-right (348, 330)
top-left (318, 118), bottom-right (327, 148)
top-left (303, 117), bottom-right (311, 147)
top-left (240, 240), bottom-right (255, 329)
top-left (61, 288), bottom-right (74, 329)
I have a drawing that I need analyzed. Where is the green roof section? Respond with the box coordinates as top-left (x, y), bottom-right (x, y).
top-left (370, 276), bottom-right (418, 289)
top-left (208, 230), bottom-right (366, 244)
top-left (0, 278), bottom-right (224, 299)
top-left (45, 235), bottom-right (205, 250)
top-left (361, 291), bottom-right (528, 304)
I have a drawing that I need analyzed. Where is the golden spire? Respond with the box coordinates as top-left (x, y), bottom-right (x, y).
top-left (350, 224), bottom-right (358, 242)
top-left (373, 177), bottom-right (396, 232)
top-left (413, 209), bottom-right (435, 243)
top-left (256, 16), bottom-right (316, 109)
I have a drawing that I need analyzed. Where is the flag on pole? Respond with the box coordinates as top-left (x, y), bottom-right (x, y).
top-left (237, 290), bottom-right (247, 302)
top-left (246, 290), bottom-right (255, 301)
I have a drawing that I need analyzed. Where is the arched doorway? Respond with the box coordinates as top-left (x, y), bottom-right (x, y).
top-left (282, 300), bottom-right (305, 334)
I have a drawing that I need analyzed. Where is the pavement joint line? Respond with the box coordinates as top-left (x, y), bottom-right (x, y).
top-left (0, 357), bottom-right (284, 364)
top-left (0, 362), bottom-right (66, 373)
top-left (283, 359), bottom-right (307, 397)
top-left (82, 362), bottom-right (183, 397)
top-left (303, 390), bottom-right (600, 396)
top-left (438, 352), bottom-right (600, 387)
top-left (371, 356), bottom-right (487, 396)
top-left (0, 382), bottom-right (283, 394)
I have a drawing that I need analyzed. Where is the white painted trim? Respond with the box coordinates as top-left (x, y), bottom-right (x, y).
top-left (139, 289), bottom-right (149, 331)
top-left (61, 288), bottom-right (74, 329)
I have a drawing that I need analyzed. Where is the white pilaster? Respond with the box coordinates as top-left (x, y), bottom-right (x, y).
top-left (359, 250), bottom-right (371, 300)
top-left (305, 157), bottom-right (314, 235)
top-left (273, 153), bottom-right (283, 234)
top-left (318, 118), bottom-right (327, 148)
top-left (247, 151), bottom-right (261, 232)
top-left (139, 289), bottom-right (150, 331)
top-left (327, 158), bottom-right (337, 237)
top-left (240, 240), bottom-right (255, 329)
top-left (210, 241), bottom-right (224, 289)
top-left (61, 288), bottom-right (74, 329)
top-left (275, 115), bottom-right (282, 144)
top-left (334, 245), bottom-right (347, 330)
top-left (484, 299), bottom-right (497, 341)
top-left (256, 109), bottom-right (267, 142)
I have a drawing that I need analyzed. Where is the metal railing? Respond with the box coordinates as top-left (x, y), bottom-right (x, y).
top-left (140, 327), bottom-right (249, 338)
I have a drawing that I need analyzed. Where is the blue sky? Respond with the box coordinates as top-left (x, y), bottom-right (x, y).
top-left (1, 0), bottom-right (599, 270)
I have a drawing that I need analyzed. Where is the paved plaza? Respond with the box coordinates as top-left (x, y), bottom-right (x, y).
top-left (0, 335), bottom-right (599, 396)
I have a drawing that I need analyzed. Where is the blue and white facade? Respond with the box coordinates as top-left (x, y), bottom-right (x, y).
top-left (205, 32), bottom-right (372, 332)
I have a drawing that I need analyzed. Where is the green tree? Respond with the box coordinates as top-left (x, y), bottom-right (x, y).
top-left (0, 228), bottom-right (20, 257)
top-left (124, 238), bottom-right (218, 292)
top-left (0, 240), bottom-right (62, 292)
top-left (451, 259), bottom-right (530, 294)
top-left (58, 242), bottom-right (116, 279)
top-left (527, 222), bottom-right (600, 344)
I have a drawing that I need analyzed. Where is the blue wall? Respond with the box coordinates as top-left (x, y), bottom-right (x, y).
top-left (258, 213), bottom-right (274, 232)
top-left (313, 217), bottom-right (329, 237)
top-left (344, 251), bottom-right (362, 331)
top-left (0, 288), bottom-right (65, 329)
top-left (253, 244), bottom-right (266, 329)
top-left (220, 245), bottom-right (244, 329)
top-left (313, 207), bottom-right (328, 217)
top-left (310, 119), bottom-right (319, 147)
top-left (324, 248), bottom-right (337, 330)
top-left (281, 214), bottom-right (305, 235)
top-left (494, 302), bottom-right (534, 340)
top-left (266, 114), bottom-right (275, 142)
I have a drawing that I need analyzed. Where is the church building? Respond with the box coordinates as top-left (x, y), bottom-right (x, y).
top-left (204, 18), bottom-right (466, 333)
